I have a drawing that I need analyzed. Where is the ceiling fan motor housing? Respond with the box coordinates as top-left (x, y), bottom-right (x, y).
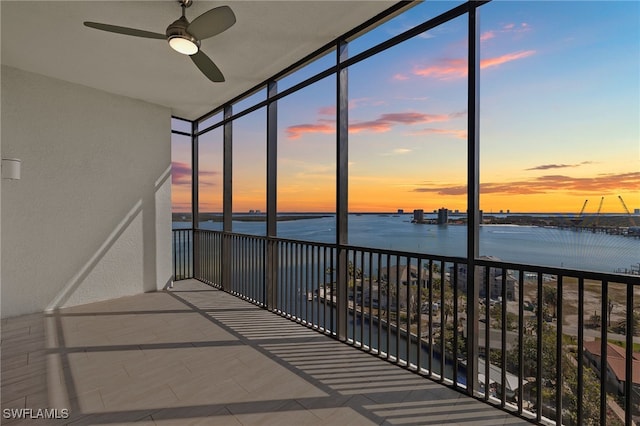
top-left (166, 15), bottom-right (200, 50)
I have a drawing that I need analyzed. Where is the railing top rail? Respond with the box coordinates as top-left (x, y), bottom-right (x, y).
top-left (474, 257), bottom-right (640, 285)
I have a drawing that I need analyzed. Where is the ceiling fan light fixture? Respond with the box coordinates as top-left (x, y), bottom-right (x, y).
top-left (169, 36), bottom-right (199, 55)
top-left (166, 15), bottom-right (200, 55)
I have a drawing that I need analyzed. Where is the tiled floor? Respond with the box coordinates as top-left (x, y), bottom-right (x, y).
top-left (1, 279), bottom-right (531, 425)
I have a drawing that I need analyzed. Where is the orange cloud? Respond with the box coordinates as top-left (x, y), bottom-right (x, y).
top-left (412, 172), bottom-right (640, 196)
top-left (350, 120), bottom-right (392, 134)
top-left (414, 58), bottom-right (467, 80)
top-left (412, 50), bottom-right (535, 80)
top-left (409, 128), bottom-right (467, 139)
top-left (286, 122), bottom-right (335, 139)
top-left (480, 50), bottom-right (535, 70)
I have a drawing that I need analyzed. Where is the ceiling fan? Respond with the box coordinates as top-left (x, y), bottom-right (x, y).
top-left (84, 0), bottom-right (235, 82)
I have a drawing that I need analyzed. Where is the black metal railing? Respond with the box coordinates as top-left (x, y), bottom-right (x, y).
top-left (172, 228), bottom-right (193, 280)
top-left (184, 229), bottom-right (640, 426)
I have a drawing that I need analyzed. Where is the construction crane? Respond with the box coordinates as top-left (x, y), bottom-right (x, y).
top-left (594, 196), bottom-right (604, 227)
top-left (618, 195), bottom-right (637, 227)
top-left (571, 199), bottom-right (588, 225)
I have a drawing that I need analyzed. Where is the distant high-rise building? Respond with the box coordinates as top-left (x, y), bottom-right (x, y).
top-left (634, 208), bottom-right (640, 215)
top-left (397, 209), bottom-right (404, 214)
top-left (413, 209), bottom-right (424, 223)
top-left (437, 207), bottom-right (448, 225)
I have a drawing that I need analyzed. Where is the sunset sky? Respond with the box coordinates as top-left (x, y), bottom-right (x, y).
top-left (172, 1), bottom-right (639, 214)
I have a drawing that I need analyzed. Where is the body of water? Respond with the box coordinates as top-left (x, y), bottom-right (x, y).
top-left (176, 214), bottom-right (639, 274)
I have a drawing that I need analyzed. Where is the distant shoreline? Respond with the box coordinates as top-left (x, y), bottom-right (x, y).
top-left (173, 214), bottom-right (332, 223)
top-left (173, 212), bottom-right (637, 228)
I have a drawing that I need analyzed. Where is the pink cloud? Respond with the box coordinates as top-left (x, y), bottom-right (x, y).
top-left (317, 106), bottom-right (335, 116)
top-left (393, 73), bottom-right (410, 81)
top-left (286, 111), bottom-right (457, 139)
top-left (172, 161), bottom-right (219, 186)
top-left (480, 31), bottom-right (496, 42)
top-left (172, 161), bottom-right (192, 185)
top-left (286, 123), bottom-right (335, 139)
top-left (480, 50), bottom-right (535, 70)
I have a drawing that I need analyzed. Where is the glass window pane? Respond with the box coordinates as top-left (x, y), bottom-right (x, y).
top-left (171, 117), bottom-right (192, 134)
top-left (233, 88), bottom-right (267, 116)
top-left (233, 107), bottom-right (267, 235)
top-left (278, 76), bottom-right (336, 243)
top-left (348, 16), bottom-right (468, 256)
top-left (278, 50), bottom-right (335, 93)
top-left (348, 1), bottom-right (465, 58)
top-left (479, 1), bottom-right (639, 274)
top-left (198, 127), bottom-right (223, 230)
top-left (171, 133), bottom-right (192, 221)
top-left (198, 111), bottom-right (223, 133)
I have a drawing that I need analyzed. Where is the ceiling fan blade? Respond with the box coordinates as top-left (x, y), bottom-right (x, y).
top-left (187, 6), bottom-right (236, 40)
top-left (84, 22), bottom-right (166, 40)
top-left (190, 51), bottom-right (225, 82)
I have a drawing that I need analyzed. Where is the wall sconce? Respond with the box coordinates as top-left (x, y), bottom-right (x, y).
top-left (1, 158), bottom-right (21, 180)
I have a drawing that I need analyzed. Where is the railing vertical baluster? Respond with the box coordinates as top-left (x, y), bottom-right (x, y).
top-left (322, 246), bottom-right (327, 332)
top-left (360, 250), bottom-right (365, 348)
top-left (353, 249), bottom-right (357, 343)
top-left (294, 242), bottom-right (299, 320)
top-left (439, 259), bottom-right (445, 381)
top-left (386, 253), bottom-right (391, 361)
top-left (330, 247), bottom-right (335, 334)
top-left (377, 252), bottom-right (382, 356)
top-left (312, 245), bottom-right (317, 327)
top-left (285, 241), bottom-right (290, 317)
top-left (416, 257), bottom-right (423, 373)
top-left (484, 265), bottom-right (490, 401)
top-left (536, 272), bottom-right (543, 422)
top-left (600, 280), bottom-right (609, 425)
top-left (518, 270), bottom-right (524, 415)
top-left (501, 269), bottom-right (507, 407)
top-left (577, 277), bottom-right (584, 426)
top-left (277, 242), bottom-right (282, 311)
top-left (624, 282), bottom-right (633, 426)
top-left (306, 244), bottom-right (311, 324)
top-left (395, 254), bottom-right (401, 363)
top-left (368, 251), bottom-right (373, 353)
top-left (406, 256), bottom-right (412, 369)
top-left (243, 236), bottom-right (247, 296)
top-left (555, 275), bottom-right (563, 426)
top-left (453, 260), bottom-right (459, 387)
top-left (428, 259), bottom-right (433, 377)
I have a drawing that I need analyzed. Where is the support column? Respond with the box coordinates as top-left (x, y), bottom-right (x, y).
top-left (191, 120), bottom-right (200, 279)
top-left (336, 39), bottom-right (349, 341)
top-left (222, 106), bottom-right (233, 291)
top-left (266, 81), bottom-right (278, 310)
top-left (466, 5), bottom-right (481, 396)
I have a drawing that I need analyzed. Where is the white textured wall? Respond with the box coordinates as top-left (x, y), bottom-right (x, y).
top-left (1, 66), bottom-right (172, 318)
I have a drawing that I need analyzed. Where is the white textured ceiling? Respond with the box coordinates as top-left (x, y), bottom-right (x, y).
top-left (1, 1), bottom-right (404, 120)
